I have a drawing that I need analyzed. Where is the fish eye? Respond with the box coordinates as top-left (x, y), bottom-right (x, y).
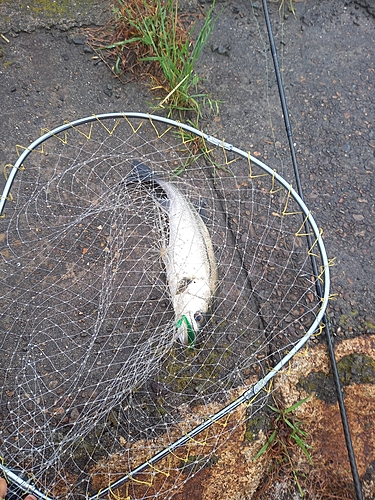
top-left (194, 312), bottom-right (206, 327)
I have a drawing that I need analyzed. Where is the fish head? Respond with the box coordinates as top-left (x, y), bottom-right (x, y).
top-left (176, 312), bottom-right (207, 347)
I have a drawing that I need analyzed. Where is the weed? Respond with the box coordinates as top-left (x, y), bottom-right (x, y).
top-left (278, 0), bottom-right (296, 16)
top-left (253, 396), bottom-right (312, 498)
top-left (90, 0), bottom-right (219, 122)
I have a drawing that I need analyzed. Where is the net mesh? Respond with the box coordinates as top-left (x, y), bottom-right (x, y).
top-left (0, 115), bottom-right (327, 499)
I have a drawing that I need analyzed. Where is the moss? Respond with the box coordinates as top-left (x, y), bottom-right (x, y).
top-left (66, 437), bottom-right (100, 467)
top-left (179, 454), bottom-right (220, 475)
top-left (163, 344), bottom-right (232, 396)
top-left (0, 0), bottom-right (97, 17)
top-left (363, 320), bottom-right (375, 331)
top-left (107, 408), bottom-right (120, 427)
top-left (244, 413), bottom-right (269, 442)
top-left (24, 0), bottom-right (71, 15)
top-left (164, 354), bottom-right (194, 394)
top-left (338, 309), bottom-right (359, 326)
top-left (155, 397), bottom-right (167, 416)
top-left (337, 353), bottom-right (375, 385)
top-left (336, 308), bottom-right (375, 334)
top-left (298, 353), bottom-right (375, 403)
top-left (197, 347), bottom-right (229, 381)
top-left (298, 371), bottom-right (337, 404)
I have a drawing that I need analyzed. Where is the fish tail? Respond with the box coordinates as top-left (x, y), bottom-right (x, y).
top-left (127, 161), bottom-right (158, 184)
top-left (125, 161), bottom-right (170, 211)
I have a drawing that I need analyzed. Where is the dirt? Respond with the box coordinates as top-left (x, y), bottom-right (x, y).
top-left (0, 0), bottom-right (374, 498)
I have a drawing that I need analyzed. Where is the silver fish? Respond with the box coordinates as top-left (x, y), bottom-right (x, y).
top-left (128, 162), bottom-right (218, 346)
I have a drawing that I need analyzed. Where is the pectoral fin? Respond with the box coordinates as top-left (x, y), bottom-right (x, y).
top-left (176, 277), bottom-right (194, 295)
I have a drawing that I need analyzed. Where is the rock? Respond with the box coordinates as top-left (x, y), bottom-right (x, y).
top-left (71, 36), bottom-right (86, 45)
top-left (69, 407), bottom-right (80, 423)
top-left (353, 214), bottom-right (364, 221)
top-left (211, 44), bottom-right (231, 56)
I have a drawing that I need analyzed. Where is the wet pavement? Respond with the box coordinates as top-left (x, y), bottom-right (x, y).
top-left (1, 0), bottom-right (374, 498)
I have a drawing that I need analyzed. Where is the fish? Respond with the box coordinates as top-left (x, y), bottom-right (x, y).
top-left (126, 162), bottom-right (218, 346)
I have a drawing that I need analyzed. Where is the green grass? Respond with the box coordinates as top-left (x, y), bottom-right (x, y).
top-left (253, 397), bottom-right (313, 498)
top-left (102, 0), bottom-right (219, 122)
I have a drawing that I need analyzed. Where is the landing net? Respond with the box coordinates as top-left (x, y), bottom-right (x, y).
top-left (0, 113), bottom-right (329, 499)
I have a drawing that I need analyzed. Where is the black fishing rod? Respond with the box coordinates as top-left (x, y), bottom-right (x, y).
top-left (260, 1), bottom-right (363, 499)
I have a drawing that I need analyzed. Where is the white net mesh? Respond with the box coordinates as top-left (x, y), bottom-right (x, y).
top-left (0, 114), bottom-right (329, 499)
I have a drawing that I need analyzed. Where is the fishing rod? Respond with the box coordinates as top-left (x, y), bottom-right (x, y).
top-left (260, 1), bottom-right (363, 498)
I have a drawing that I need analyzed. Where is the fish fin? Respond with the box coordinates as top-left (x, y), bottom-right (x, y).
top-left (176, 277), bottom-right (194, 295)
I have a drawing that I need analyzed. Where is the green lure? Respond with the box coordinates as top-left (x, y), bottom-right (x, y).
top-left (175, 315), bottom-right (195, 347)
